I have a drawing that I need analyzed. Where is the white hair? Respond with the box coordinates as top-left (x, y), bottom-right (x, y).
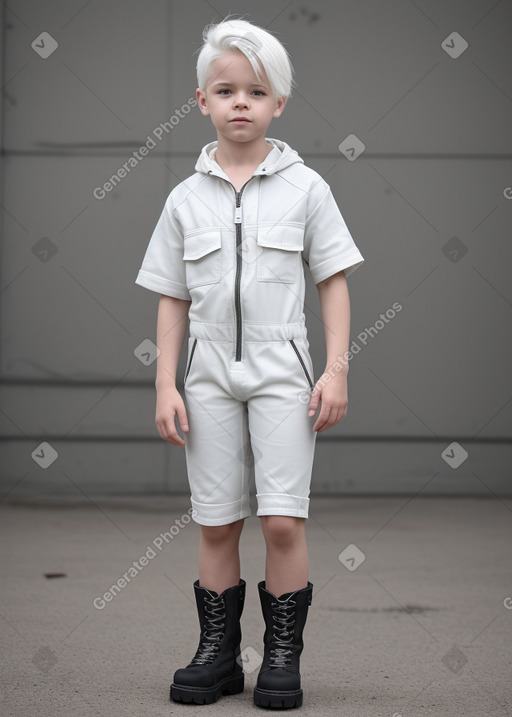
top-left (196, 16), bottom-right (295, 99)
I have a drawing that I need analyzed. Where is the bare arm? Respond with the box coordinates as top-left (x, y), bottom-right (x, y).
top-left (154, 294), bottom-right (191, 446)
top-left (308, 270), bottom-right (351, 432)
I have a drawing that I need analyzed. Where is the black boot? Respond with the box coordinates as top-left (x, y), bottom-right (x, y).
top-left (254, 580), bottom-right (313, 709)
top-left (170, 578), bottom-right (246, 704)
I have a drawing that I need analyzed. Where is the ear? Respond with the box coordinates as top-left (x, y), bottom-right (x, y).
top-left (196, 87), bottom-right (210, 116)
top-left (272, 96), bottom-right (287, 119)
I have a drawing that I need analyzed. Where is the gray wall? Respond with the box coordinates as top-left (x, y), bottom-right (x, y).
top-left (1, 0), bottom-right (511, 497)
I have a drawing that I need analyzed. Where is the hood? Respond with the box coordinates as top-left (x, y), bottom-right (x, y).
top-left (194, 137), bottom-right (304, 177)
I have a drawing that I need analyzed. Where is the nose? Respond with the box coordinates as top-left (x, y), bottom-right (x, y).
top-left (233, 92), bottom-right (250, 108)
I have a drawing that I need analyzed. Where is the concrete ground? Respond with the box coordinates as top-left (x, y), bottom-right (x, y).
top-left (0, 495), bottom-right (511, 717)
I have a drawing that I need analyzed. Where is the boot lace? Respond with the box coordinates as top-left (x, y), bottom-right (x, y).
top-left (269, 599), bottom-right (295, 668)
top-left (190, 595), bottom-right (226, 665)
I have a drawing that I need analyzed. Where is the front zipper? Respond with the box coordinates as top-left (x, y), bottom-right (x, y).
top-left (207, 169), bottom-right (258, 362)
top-left (233, 178), bottom-right (257, 362)
top-left (184, 338), bottom-right (198, 383)
top-left (289, 339), bottom-right (314, 389)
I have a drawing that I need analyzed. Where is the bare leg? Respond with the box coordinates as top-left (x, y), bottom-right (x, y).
top-left (259, 516), bottom-right (309, 596)
top-left (198, 519), bottom-right (245, 594)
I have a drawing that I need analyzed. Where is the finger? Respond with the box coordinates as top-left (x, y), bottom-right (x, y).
top-left (320, 412), bottom-right (335, 432)
top-left (175, 404), bottom-right (189, 432)
top-left (157, 416), bottom-right (185, 447)
top-left (332, 405), bottom-right (346, 426)
top-left (321, 405), bottom-right (342, 432)
top-left (308, 388), bottom-right (321, 417)
top-left (313, 403), bottom-right (332, 432)
top-left (166, 422), bottom-right (186, 446)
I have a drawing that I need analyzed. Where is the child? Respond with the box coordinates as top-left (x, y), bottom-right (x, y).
top-left (135, 16), bottom-right (364, 710)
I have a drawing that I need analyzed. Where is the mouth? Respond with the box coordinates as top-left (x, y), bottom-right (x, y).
top-left (230, 118), bottom-right (251, 123)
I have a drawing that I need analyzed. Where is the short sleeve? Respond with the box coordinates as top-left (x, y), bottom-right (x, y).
top-left (135, 193), bottom-right (191, 300)
top-left (302, 179), bottom-right (364, 284)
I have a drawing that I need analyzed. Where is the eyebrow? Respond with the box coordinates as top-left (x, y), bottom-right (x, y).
top-left (211, 81), bottom-right (267, 88)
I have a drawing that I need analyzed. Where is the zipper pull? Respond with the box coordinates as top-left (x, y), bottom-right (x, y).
top-left (234, 202), bottom-right (242, 224)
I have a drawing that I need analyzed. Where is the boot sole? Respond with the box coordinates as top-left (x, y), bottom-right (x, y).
top-left (253, 686), bottom-right (303, 709)
top-left (170, 673), bottom-right (244, 704)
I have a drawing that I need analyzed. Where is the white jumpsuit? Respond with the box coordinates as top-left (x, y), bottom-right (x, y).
top-left (135, 138), bottom-right (364, 526)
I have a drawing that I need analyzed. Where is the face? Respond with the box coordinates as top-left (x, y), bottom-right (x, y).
top-left (196, 50), bottom-right (287, 146)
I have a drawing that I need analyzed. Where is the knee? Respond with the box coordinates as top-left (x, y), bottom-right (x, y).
top-left (200, 520), bottom-right (242, 545)
top-left (261, 516), bottom-right (304, 547)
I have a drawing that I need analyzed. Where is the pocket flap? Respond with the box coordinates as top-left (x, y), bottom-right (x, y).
top-left (183, 231), bottom-right (222, 260)
top-left (257, 224), bottom-right (304, 251)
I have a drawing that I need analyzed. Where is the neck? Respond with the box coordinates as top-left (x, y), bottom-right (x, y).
top-left (214, 136), bottom-right (273, 169)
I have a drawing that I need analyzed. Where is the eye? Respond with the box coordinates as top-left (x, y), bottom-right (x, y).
top-left (218, 89), bottom-right (231, 95)
top-left (253, 90), bottom-right (265, 96)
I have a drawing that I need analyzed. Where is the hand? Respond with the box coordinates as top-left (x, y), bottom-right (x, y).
top-left (155, 385), bottom-right (189, 446)
top-left (308, 369), bottom-right (348, 432)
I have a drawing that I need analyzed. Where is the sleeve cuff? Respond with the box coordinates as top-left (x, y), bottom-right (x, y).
top-left (135, 270), bottom-right (191, 300)
top-left (310, 250), bottom-right (365, 284)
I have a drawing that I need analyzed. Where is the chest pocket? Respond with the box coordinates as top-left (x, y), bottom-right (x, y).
top-left (183, 230), bottom-right (222, 288)
top-left (256, 225), bottom-right (304, 283)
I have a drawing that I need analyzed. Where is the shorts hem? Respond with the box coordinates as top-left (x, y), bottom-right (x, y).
top-left (256, 508), bottom-right (309, 519)
top-left (190, 498), bottom-right (251, 526)
top-left (256, 492), bottom-right (310, 519)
